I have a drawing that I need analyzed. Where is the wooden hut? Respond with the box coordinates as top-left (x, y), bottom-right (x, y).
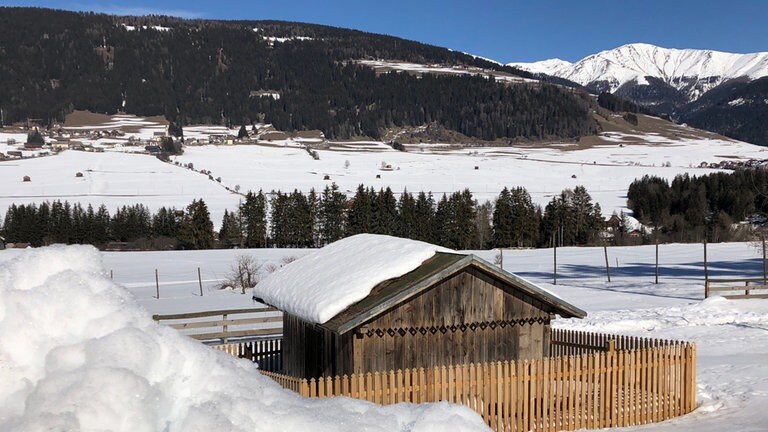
top-left (254, 235), bottom-right (586, 379)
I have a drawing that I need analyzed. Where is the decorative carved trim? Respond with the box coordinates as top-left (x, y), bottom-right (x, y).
top-left (359, 316), bottom-right (550, 338)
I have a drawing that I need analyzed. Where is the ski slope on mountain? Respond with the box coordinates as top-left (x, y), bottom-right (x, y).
top-left (510, 43), bottom-right (768, 98)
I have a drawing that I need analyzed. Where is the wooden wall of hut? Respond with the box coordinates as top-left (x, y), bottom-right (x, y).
top-left (351, 267), bottom-right (552, 374)
top-left (284, 266), bottom-right (556, 379)
top-left (283, 314), bottom-right (355, 378)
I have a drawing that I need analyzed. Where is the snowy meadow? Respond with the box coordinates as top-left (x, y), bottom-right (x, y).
top-left (2, 127), bottom-right (767, 229)
top-left (3, 242), bottom-right (767, 431)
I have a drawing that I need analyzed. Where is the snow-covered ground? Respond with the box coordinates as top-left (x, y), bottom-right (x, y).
top-left (2, 242), bottom-right (768, 430)
top-left (2, 126), bottom-right (767, 228)
top-left (0, 246), bottom-right (489, 432)
top-left (113, 242), bottom-right (768, 431)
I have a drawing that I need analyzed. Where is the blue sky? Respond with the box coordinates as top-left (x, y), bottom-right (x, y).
top-left (6, 1), bottom-right (768, 63)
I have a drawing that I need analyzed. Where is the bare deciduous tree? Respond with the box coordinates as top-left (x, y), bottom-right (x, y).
top-left (220, 255), bottom-right (298, 293)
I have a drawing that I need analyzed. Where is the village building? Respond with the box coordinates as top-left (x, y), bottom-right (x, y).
top-left (253, 234), bottom-right (586, 379)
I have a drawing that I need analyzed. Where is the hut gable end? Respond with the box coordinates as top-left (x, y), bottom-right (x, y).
top-left (346, 264), bottom-right (557, 372)
top-left (365, 268), bottom-right (550, 333)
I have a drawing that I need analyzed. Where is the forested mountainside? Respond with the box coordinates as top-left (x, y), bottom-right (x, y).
top-left (0, 7), bottom-right (597, 141)
top-left (678, 77), bottom-right (768, 146)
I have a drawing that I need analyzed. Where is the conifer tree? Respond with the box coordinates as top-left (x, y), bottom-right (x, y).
top-left (219, 209), bottom-right (241, 248)
top-left (177, 199), bottom-right (214, 250)
top-left (269, 191), bottom-right (290, 247)
top-left (152, 207), bottom-right (179, 238)
top-left (240, 191), bottom-right (267, 247)
top-left (492, 187), bottom-right (514, 247)
top-left (348, 185), bottom-right (374, 235)
top-left (396, 190), bottom-right (417, 239)
top-left (373, 187), bottom-right (397, 235)
top-left (318, 183), bottom-right (347, 245)
top-left (508, 186), bottom-right (539, 247)
top-left (413, 191), bottom-right (436, 242)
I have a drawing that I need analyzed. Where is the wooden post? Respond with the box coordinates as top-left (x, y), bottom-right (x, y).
top-left (198, 267), bottom-right (204, 296)
top-left (223, 313), bottom-right (228, 344)
top-left (703, 239), bottom-right (709, 298)
top-left (762, 235), bottom-right (766, 284)
top-left (498, 247), bottom-right (503, 269)
top-left (553, 239), bottom-right (558, 285)
top-left (603, 241), bottom-right (611, 282)
top-left (655, 236), bottom-right (659, 285)
top-left (110, 269), bottom-right (113, 280)
top-left (155, 269), bottom-right (160, 299)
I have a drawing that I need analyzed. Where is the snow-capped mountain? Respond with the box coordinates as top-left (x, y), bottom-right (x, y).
top-left (510, 43), bottom-right (768, 102)
top-left (510, 44), bottom-right (768, 146)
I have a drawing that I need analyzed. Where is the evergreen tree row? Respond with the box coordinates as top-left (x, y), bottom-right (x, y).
top-left (627, 169), bottom-right (768, 242)
top-left (224, 184), bottom-right (605, 250)
top-left (2, 199), bottom-right (214, 249)
top-left (1, 184), bottom-right (608, 250)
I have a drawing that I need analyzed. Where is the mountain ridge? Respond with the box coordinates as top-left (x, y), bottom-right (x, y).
top-left (510, 43), bottom-right (768, 101)
top-left (510, 43), bottom-right (768, 145)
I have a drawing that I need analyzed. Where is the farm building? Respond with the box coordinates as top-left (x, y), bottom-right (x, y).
top-left (253, 234), bottom-right (586, 379)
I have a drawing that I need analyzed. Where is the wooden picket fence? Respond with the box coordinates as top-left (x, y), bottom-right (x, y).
top-left (257, 332), bottom-right (696, 432)
top-left (213, 337), bottom-right (283, 372)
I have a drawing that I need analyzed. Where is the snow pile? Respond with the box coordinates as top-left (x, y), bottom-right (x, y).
top-left (253, 234), bottom-right (454, 324)
top-left (0, 245), bottom-right (489, 432)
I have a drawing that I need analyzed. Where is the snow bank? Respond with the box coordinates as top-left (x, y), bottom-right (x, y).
top-left (253, 234), bottom-right (454, 324)
top-left (0, 245), bottom-right (489, 432)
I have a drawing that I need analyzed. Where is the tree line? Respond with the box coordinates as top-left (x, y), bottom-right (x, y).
top-left (1, 184), bottom-right (608, 250)
top-left (1, 200), bottom-right (214, 250)
top-left (627, 169), bottom-right (768, 242)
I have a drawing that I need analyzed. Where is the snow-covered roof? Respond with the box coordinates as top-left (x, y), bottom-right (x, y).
top-left (252, 234), bottom-right (453, 324)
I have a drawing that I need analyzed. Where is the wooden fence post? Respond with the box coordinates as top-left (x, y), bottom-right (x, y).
top-left (762, 236), bottom-right (766, 284)
top-left (553, 240), bottom-right (558, 285)
top-left (655, 236), bottom-right (659, 285)
top-left (198, 267), bottom-right (203, 296)
top-left (222, 313), bottom-right (228, 344)
top-left (703, 239), bottom-right (709, 298)
top-left (603, 241), bottom-right (611, 282)
top-left (155, 269), bottom-right (160, 299)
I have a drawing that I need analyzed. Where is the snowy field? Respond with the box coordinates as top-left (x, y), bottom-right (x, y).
top-left (3, 126), bottom-right (767, 229)
top-left (2, 242), bottom-right (768, 430)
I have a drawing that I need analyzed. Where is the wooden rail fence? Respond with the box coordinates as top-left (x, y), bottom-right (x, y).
top-left (153, 307), bottom-right (281, 343)
top-left (255, 331), bottom-right (696, 432)
top-left (705, 277), bottom-right (768, 299)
